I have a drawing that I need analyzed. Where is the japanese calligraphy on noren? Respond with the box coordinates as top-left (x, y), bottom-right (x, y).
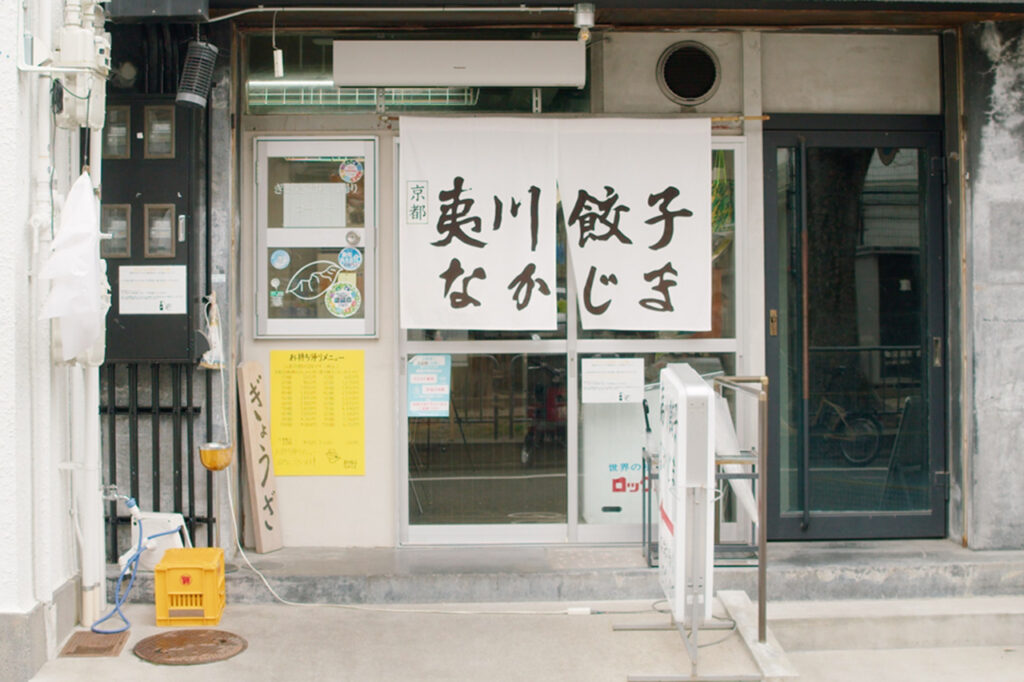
top-left (399, 116), bottom-right (712, 332)
top-left (237, 361), bottom-right (284, 554)
top-left (400, 117), bottom-right (558, 330)
top-left (559, 118), bottom-right (712, 331)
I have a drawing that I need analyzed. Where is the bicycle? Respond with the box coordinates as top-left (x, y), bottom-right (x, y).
top-left (811, 394), bottom-right (882, 466)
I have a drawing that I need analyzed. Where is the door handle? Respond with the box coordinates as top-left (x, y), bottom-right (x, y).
top-left (769, 309), bottom-right (778, 337)
top-left (177, 214), bottom-right (186, 242)
top-left (932, 336), bottom-right (942, 368)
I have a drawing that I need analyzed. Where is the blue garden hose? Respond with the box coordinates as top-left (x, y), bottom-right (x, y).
top-left (91, 498), bottom-right (183, 634)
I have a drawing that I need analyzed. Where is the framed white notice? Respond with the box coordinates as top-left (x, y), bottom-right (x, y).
top-left (581, 357), bottom-right (644, 403)
top-left (118, 265), bottom-right (188, 315)
top-left (254, 136), bottom-right (378, 337)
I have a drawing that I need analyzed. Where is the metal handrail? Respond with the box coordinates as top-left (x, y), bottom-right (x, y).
top-left (713, 375), bottom-right (769, 644)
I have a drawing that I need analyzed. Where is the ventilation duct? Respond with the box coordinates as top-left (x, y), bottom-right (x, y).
top-left (656, 41), bottom-right (721, 106)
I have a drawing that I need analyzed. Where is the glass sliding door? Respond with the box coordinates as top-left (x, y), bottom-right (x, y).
top-left (765, 118), bottom-right (946, 539)
top-left (402, 140), bottom-right (746, 544)
top-left (407, 352), bottom-right (568, 527)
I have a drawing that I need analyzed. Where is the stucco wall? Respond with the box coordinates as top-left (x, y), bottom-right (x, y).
top-left (0, 0), bottom-right (33, 615)
top-left (963, 21), bottom-right (1024, 550)
top-left (2, 1), bottom-right (83, 678)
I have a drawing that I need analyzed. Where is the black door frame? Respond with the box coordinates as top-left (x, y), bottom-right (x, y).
top-left (764, 114), bottom-right (947, 540)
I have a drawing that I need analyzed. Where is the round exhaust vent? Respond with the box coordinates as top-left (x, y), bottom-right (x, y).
top-left (656, 41), bottom-right (721, 106)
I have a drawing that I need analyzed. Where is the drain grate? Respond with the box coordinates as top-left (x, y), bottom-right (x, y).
top-left (133, 629), bottom-right (247, 665)
top-left (60, 630), bottom-right (130, 658)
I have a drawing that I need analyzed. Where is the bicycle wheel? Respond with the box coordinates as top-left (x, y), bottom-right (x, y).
top-left (838, 414), bottom-right (881, 466)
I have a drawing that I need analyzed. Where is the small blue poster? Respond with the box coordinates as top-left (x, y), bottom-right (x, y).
top-left (407, 354), bottom-right (451, 418)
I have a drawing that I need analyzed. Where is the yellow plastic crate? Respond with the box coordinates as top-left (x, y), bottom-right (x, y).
top-left (154, 547), bottom-right (225, 626)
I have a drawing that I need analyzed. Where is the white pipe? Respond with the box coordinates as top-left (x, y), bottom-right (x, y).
top-left (75, 123), bottom-right (106, 625)
top-left (208, 5), bottom-right (576, 23)
top-left (81, 366), bottom-right (104, 623)
top-left (68, 369), bottom-right (94, 623)
top-left (15, 0), bottom-right (94, 74)
top-left (63, 0), bottom-right (81, 28)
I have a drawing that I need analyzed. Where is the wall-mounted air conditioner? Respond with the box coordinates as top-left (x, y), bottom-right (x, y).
top-left (332, 40), bottom-right (586, 88)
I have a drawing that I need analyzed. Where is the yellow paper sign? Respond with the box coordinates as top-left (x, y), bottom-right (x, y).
top-left (270, 350), bottom-right (365, 476)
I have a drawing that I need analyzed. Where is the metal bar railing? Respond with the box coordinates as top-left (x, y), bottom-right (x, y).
top-left (151, 363), bottom-right (161, 512)
top-left (204, 365), bottom-right (215, 544)
top-left (187, 365), bottom-right (197, 542)
top-left (101, 361), bottom-right (214, 561)
top-left (713, 375), bottom-right (769, 645)
top-left (128, 364), bottom-right (139, 502)
top-left (172, 363), bottom-right (183, 513)
top-left (105, 364), bottom-right (118, 563)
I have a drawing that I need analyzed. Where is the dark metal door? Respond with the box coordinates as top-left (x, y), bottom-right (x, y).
top-left (101, 96), bottom-right (197, 361)
top-left (764, 116), bottom-right (946, 539)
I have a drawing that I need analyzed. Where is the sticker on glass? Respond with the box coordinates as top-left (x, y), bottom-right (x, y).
top-left (324, 273), bottom-right (362, 318)
top-left (270, 249), bottom-right (291, 270)
top-left (338, 159), bottom-right (364, 184)
top-left (337, 247), bottom-right (363, 271)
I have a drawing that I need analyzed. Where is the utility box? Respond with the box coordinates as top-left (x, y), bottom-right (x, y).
top-left (106, 0), bottom-right (209, 21)
top-left (155, 547), bottom-right (225, 626)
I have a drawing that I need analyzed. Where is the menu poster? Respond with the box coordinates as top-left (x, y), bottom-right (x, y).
top-left (269, 350), bottom-right (365, 476)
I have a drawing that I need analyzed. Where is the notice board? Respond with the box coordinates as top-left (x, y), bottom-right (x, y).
top-left (269, 350), bottom-right (365, 476)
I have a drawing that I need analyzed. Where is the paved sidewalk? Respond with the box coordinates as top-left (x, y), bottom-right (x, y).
top-left (34, 596), bottom-right (1024, 681)
top-left (34, 601), bottom-right (760, 682)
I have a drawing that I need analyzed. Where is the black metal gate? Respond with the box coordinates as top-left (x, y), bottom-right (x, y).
top-left (101, 362), bottom-right (218, 561)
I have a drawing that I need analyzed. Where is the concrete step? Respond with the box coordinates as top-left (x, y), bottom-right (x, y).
top-left (769, 596), bottom-right (1024, 651)
top-left (107, 540), bottom-right (1024, 606)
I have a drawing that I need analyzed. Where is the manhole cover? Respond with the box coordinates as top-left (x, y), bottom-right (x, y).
top-left (133, 629), bottom-right (247, 665)
top-left (60, 630), bottom-right (130, 658)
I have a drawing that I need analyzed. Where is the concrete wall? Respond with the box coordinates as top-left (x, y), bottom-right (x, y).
top-left (763, 33), bottom-right (942, 115)
top-left (596, 31), bottom-right (942, 116)
top-left (962, 21), bottom-right (1024, 550)
top-left (598, 31), bottom-right (743, 114)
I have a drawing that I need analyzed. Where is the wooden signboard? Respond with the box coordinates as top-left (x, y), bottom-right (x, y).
top-left (236, 361), bottom-right (284, 553)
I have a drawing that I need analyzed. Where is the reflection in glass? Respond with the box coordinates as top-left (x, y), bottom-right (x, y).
top-left (408, 353), bottom-right (567, 525)
top-left (578, 352), bottom-right (734, 526)
top-left (101, 204), bottom-right (131, 258)
top-left (144, 204), bottom-right (175, 258)
top-left (267, 247), bottom-right (366, 320)
top-left (776, 146), bottom-right (930, 516)
top-left (144, 106), bottom-right (174, 158)
top-left (266, 157), bottom-right (365, 228)
top-left (104, 106), bottom-right (130, 159)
